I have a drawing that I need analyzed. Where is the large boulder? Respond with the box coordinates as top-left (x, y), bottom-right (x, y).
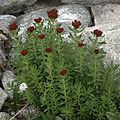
top-left (0, 0), bottom-right (37, 14)
top-left (1, 70), bottom-right (16, 97)
top-left (91, 4), bottom-right (120, 25)
top-left (61, 0), bottom-right (120, 5)
top-left (18, 4), bottom-right (92, 38)
top-left (0, 88), bottom-right (8, 110)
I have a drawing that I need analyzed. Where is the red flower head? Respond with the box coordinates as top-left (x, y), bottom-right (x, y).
top-left (72, 20), bottom-right (81, 29)
top-left (34, 17), bottom-right (42, 23)
top-left (20, 50), bottom-right (28, 56)
top-left (9, 22), bottom-right (17, 31)
top-left (47, 9), bottom-right (58, 19)
top-left (93, 29), bottom-right (103, 37)
top-left (56, 27), bottom-right (64, 33)
top-left (78, 42), bottom-right (84, 48)
top-left (38, 33), bottom-right (45, 39)
top-left (94, 48), bottom-right (100, 54)
top-left (27, 26), bottom-right (35, 33)
top-left (60, 69), bottom-right (67, 76)
top-left (45, 47), bottom-right (53, 53)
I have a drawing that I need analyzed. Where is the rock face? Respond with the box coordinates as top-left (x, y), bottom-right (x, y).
top-left (91, 4), bottom-right (120, 25)
top-left (0, 88), bottom-right (8, 110)
top-left (0, 0), bottom-right (37, 14)
top-left (0, 112), bottom-right (17, 120)
top-left (18, 4), bottom-right (92, 38)
top-left (2, 70), bottom-right (16, 97)
top-left (61, 0), bottom-right (120, 5)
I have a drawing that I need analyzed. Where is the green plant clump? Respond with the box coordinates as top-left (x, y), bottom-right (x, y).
top-left (9, 9), bottom-right (120, 120)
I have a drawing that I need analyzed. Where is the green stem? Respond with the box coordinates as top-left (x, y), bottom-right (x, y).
top-left (62, 76), bottom-right (68, 120)
top-left (48, 55), bottom-right (57, 113)
top-left (79, 49), bottom-right (83, 78)
top-left (25, 57), bottom-right (28, 71)
top-left (93, 56), bottom-right (97, 86)
top-left (33, 43), bottom-right (40, 67)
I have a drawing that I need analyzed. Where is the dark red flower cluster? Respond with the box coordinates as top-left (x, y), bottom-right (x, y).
top-left (72, 20), bottom-right (81, 29)
top-left (78, 42), bottom-right (84, 48)
top-left (38, 33), bottom-right (45, 39)
top-left (45, 47), bottom-right (53, 53)
top-left (20, 50), bottom-right (28, 56)
top-left (47, 9), bottom-right (58, 19)
top-left (9, 22), bottom-right (17, 31)
top-left (56, 27), bottom-right (64, 33)
top-left (94, 48), bottom-right (100, 54)
top-left (34, 17), bottom-right (42, 23)
top-left (27, 26), bottom-right (35, 32)
top-left (60, 69), bottom-right (67, 76)
top-left (93, 29), bottom-right (103, 37)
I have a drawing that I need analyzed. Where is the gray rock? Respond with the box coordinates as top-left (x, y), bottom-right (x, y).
top-left (0, 15), bottom-right (17, 33)
top-left (18, 4), bottom-right (92, 38)
top-left (0, 88), bottom-right (8, 110)
top-left (47, 0), bottom-right (62, 6)
top-left (61, 0), bottom-right (120, 5)
top-left (17, 105), bottom-right (36, 119)
top-left (0, 0), bottom-right (37, 14)
top-left (83, 22), bottom-right (120, 64)
top-left (0, 112), bottom-right (17, 120)
top-left (1, 70), bottom-right (16, 97)
top-left (0, 48), bottom-right (7, 70)
top-left (91, 4), bottom-right (120, 25)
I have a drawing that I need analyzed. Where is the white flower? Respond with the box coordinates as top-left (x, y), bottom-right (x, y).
top-left (19, 82), bottom-right (28, 93)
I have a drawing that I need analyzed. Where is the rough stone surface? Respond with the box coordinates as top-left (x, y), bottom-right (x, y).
top-left (0, 48), bottom-right (7, 71)
top-left (91, 4), bottom-right (120, 25)
top-left (0, 88), bottom-right (8, 110)
top-left (2, 70), bottom-right (16, 97)
top-left (0, 0), bottom-right (37, 14)
top-left (25, 0), bottom-right (50, 13)
top-left (0, 15), bottom-right (17, 33)
top-left (0, 112), bottom-right (17, 120)
top-left (0, 31), bottom-right (12, 72)
top-left (18, 4), bottom-right (92, 38)
top-left (61, 0), bottom-right (120, 5)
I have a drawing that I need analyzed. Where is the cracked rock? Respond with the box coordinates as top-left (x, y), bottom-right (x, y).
top-left (0, 88), bottom-right (8, 110)
top-left (1, 70), bottom-right (16, 97)
top-left (0, 0), bottom-right (37, 14)
top-left (91, 4), bottom-right (120, 25)
top-left (61, 0), bottom-right (120, 5)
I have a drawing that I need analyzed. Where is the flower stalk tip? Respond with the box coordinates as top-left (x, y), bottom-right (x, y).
top-left (72, 20), bottom-right (81, 29)
top-left (38, 33), bottom-right (45, 39)
top-left (47, 9), bottom-right (58, 19)
top-left (27, 26), bottom-right (35, 33)
top-left (56, 27), bottom-right (64, 33)
top-left (20, 50), bottom-right (29, 56)
top-left (34, 17), bottom-right (42, 23)
top-left (9, 22), bottom-right (18, 31)
top-left (45, 47), bottom-right (53, 53)
top-left (93, 29), bottom-right (103, 37)
top-left (60, 69), bottom-right (67, 76)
